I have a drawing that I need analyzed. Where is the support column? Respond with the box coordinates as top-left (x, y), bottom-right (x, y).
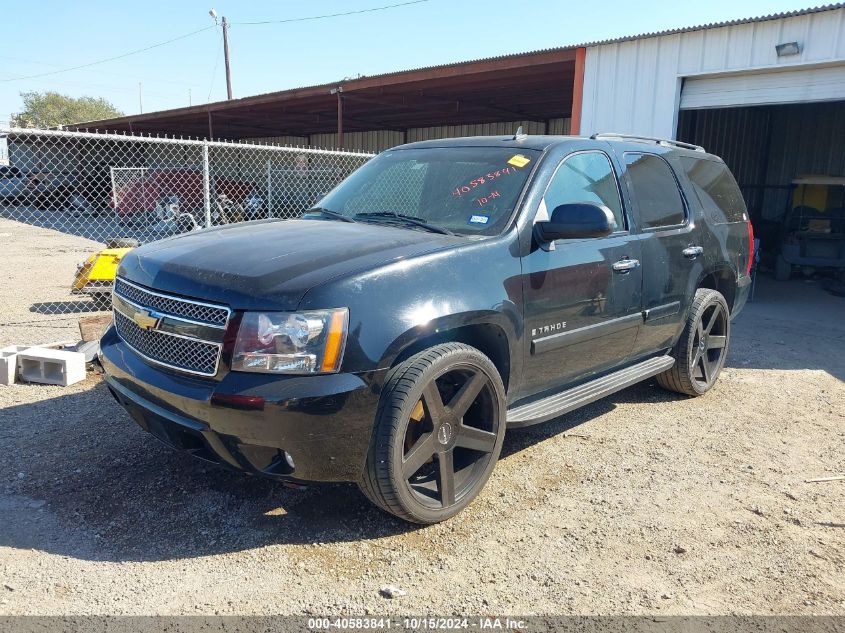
top-left (334, 87), bottom-right (345, 149)
top-left (202, 143), bottom-right (211, 228)
top-left (570, 47), bottom-right (587, 136)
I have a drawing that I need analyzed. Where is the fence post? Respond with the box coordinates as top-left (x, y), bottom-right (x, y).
top-left (202, 142), bottom-right (212, 228)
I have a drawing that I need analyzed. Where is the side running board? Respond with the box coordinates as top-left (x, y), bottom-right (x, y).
top-left (506, 356), bottom-right (675, 427)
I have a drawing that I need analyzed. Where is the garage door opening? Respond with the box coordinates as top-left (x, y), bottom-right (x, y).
top-left (677, 101), bottom-right (845, 285)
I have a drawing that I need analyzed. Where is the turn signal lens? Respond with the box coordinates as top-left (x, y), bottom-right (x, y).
top-left (321, 309), bottom-right (347, 372)
top-left (231, 308), bottom-right (349, 375)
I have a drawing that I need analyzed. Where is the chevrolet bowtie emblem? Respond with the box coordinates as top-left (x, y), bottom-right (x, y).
top-left (132, 309), bottom-right (161, 331)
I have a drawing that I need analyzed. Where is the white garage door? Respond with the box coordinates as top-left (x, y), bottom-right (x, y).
top-left (680, 65), bottom-right (845, 109)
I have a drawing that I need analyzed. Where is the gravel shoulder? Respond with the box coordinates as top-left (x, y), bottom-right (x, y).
top-left (0, 216), bottom-right (106, 346)
top-left (0, 220), bottom-right (842, 616)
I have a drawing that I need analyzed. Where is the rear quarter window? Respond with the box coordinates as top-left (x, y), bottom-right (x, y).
top-left (622, 153), bottom-right (686, 229)
top-left (680, 157), bottom-right (747, 223)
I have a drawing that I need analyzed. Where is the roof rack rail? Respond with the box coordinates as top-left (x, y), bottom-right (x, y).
top-left (590, 132), bottom-right (706, 153)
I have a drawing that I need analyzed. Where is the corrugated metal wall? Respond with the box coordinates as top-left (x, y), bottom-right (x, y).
top-left (248, 135), bottom-right (309, 147)
top-left (251, 118), bottom-right (571, 153)
top-left (247, 136), bottom-right (308, 147)
top-left (677, 106), bottom-right (772, 218)
top-left (677, 101), bottom-right (845, 221)
top-left (762, 101), bottom-right (845, 219)
top-left (311, 129), bottom-right (405, 153)
top-left (581, 7), bottom-right (845, 138)
top-left (405, 119), bottom-right (556, 143)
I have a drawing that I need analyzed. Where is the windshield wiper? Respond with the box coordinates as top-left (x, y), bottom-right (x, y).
top-left (353, 212), bottom-right (456, 236)
top-left (304, 207), bottom-right (357, 223)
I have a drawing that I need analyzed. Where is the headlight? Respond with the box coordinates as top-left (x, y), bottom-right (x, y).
top-left (231, 308), bottom-right (349, 374)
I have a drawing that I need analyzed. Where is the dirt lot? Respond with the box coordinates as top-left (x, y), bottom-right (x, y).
top-left (0, 218), bottom-right (843, 616)
top-left (0, 215), bottom-right (106, 347)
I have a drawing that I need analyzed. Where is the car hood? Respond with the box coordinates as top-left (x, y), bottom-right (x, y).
top-left (117, 219), bottom-right (465, 310)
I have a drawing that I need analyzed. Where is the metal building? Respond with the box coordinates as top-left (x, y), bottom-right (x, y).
top-left (579, 4), bottom-right (845, 272)
top-left (579, 5), bottom-right (845, 138)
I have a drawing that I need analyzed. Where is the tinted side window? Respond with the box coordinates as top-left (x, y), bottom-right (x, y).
top-left (543, 152), bottom-right (625, 231)
top-left (680, 157), bottom-right (747, 222)
top-left (623, 153), bottom-right (685, 229)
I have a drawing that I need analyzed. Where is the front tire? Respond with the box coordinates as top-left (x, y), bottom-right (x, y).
top-left (359, 343), bottom-right (506, 524)
top-left (656, 288), bottom-right (731, 397)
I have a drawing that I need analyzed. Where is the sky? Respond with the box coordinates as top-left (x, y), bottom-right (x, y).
top-left (0, 0), bottom-right (819, 125)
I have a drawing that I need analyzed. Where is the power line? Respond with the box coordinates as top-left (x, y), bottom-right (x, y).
top-left (234, 0), bottom-right (431, 26)
top-left (0, 54), bottom-right (192, 86)
top-left (0, 26), bottom-right (214, 83)
top-left (0, 1), bottom-right (433, 87)
top-left (0, 69), bottom-right (189, 100)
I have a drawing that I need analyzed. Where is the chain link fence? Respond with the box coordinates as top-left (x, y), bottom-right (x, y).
top-left (0, 127), bottom-right (373, 325)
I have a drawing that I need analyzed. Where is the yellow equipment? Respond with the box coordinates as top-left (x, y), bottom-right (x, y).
top-left (72, 244), bottom-right (133, 305)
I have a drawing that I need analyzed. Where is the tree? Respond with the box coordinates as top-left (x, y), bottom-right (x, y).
top-left (11, 91), bottom-right (123, 128)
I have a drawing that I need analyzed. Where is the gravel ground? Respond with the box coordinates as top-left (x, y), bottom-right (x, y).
top-left (0, 215), bottom-right (106, 346)
top-left (0, 219), bottom-right (843, 616)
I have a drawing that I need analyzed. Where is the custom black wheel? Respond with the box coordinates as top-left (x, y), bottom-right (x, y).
top-left (657, 288), bottom-right (731, 396)
top-left (360, 343), bottom-right (506, 524)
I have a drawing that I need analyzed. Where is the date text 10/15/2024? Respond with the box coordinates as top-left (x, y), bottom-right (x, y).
top-left (307, 617), bottom-right (528, 630)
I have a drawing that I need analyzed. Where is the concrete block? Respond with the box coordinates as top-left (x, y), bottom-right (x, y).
top-left (16, 348), bottom-right (86, 387)
top-left (0, 345), bottom-right (31, 385)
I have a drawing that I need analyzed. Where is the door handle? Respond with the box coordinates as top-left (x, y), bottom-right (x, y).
top-left (612, 258), bottom-right (640, 273)
top-left (682, 246), bottom-right (704, 259)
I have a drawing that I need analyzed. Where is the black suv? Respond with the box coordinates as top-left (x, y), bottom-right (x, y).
top-left (100, 134), bottom-right (753, 524)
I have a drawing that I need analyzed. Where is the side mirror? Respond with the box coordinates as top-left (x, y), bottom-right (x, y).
top-left (535, 202), bottom-right (616, 242)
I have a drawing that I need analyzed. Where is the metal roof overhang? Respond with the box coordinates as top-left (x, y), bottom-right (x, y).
top-left (68, 48), bottom-right (577, 140)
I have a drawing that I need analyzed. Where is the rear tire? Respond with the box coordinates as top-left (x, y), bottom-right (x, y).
top-left (359, 343), bottom-right (506, 524)
top-left (656, 288), bottom-right (731, 397)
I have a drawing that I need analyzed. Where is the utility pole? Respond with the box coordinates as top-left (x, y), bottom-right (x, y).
top-left (209, 9), bottom-right (233, 100)
top-left (189, 88), bottom-right (192, 106)
top-left (138, 82), bottom-right (143, 114)
top-left (222, 16), bottom-right (233, 100)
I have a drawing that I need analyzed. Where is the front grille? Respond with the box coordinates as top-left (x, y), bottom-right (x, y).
top-left (114, 277), bottom-right (229, 327)
top-left (112, 277), bottom-right (229, 377)
top-left (113, 311), bottom-right (221, 376)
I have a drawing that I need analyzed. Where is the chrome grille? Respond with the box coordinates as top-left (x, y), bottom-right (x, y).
top-left (112, 278), bottom-right (229, 377)
top-left (114, 277), bottom-right (230, 327)
top-left (113, 311), bottom-right (221, 376)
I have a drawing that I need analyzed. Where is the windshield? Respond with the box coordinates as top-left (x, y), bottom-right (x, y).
top-left (314, 147), bottom-right (539, 236)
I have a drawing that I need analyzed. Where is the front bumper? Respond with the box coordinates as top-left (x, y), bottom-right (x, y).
top-left (100, 325), bottom-right (385, 483)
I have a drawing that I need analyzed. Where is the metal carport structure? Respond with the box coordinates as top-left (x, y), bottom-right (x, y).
top-left (67, 47), bottom-right (584, 151)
